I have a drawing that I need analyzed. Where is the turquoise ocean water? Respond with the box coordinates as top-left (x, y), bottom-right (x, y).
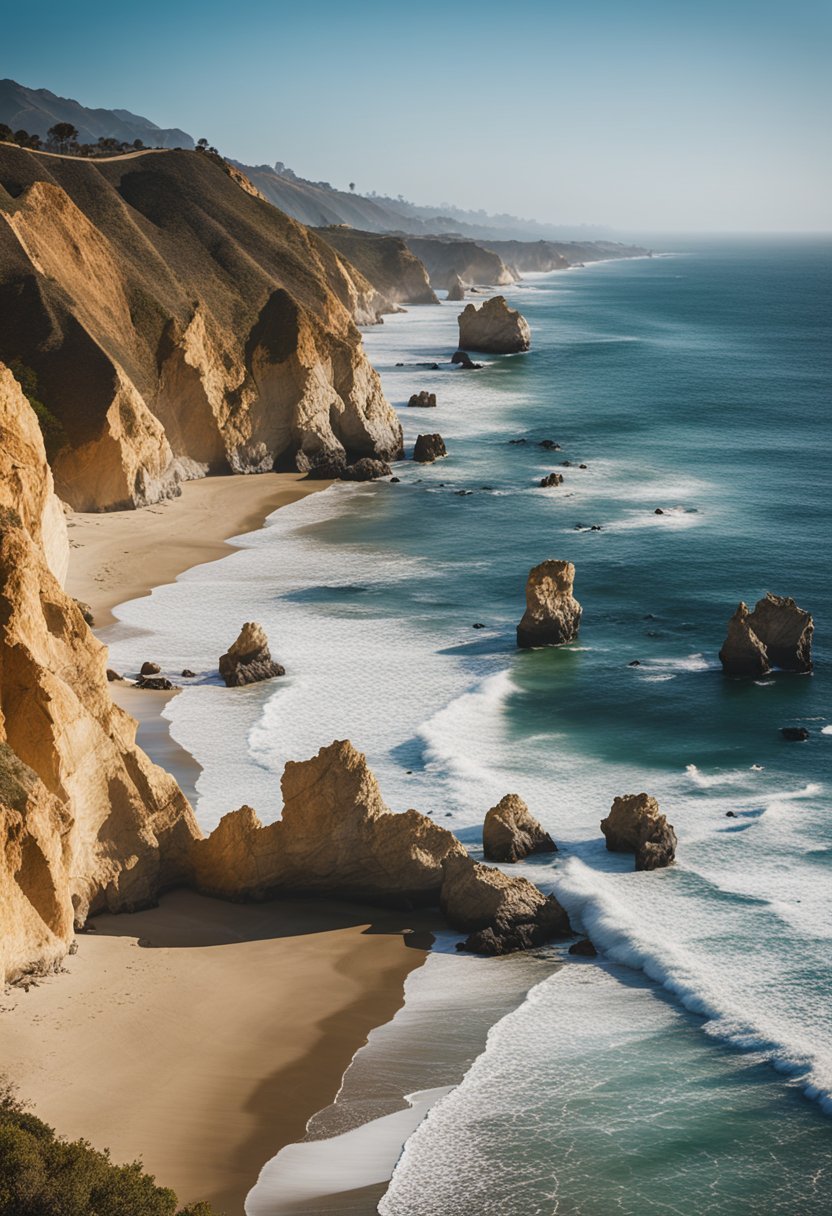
top-left (107, 239), bottom-right (832, 1213)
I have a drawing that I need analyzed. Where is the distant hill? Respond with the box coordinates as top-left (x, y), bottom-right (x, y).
top-left (0, 80), bottom-right (194, 149)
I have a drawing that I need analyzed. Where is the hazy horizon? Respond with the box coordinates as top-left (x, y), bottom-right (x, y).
top-left (3, 0), bottom-right (830, 234)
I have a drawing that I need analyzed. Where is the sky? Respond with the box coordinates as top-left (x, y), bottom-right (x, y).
top-left (3, 0), bottom-right (831, 232)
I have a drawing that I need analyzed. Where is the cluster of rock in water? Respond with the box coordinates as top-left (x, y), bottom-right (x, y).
top-left (719, 593), bottom-right (813, 677)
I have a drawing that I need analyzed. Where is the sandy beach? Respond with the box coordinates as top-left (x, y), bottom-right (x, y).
top-left (0, 468), bottom-right (433, 1215)
top-left (65, 471), bottom-right (329, 627)
top-left (0, 891), bottom-right (431, 1214)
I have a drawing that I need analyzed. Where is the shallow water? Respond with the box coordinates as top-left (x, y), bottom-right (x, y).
top-left (105, 239), bottom-right (832, 1213)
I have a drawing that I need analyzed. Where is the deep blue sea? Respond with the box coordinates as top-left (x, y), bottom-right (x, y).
top-left (106, 238), bottom-right (832, 1214)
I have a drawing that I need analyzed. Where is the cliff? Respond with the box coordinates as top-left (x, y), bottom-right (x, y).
top-left (403, 236), bottom-right (515, 288)
top-left (0, 145), bottom-right (403, 509)
top-left (315, 226), bottom-right (438, 306)
top-left (0, 364), bottom-right (200, 982)
top-left (483, 238), bottom-right (651, 272)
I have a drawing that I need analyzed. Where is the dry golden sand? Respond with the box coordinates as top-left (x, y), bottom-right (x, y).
top-left (0, 891), bottom-right (431, 1214)
top-left (0, 470), bottom-right (432, 1214)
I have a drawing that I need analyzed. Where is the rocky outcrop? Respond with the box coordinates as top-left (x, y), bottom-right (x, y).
top-left (517, 560), bottom-right (582, 648)
top-left (0, 145), bottom-right (403, 510)
top-left (0, 367), bottom-right (200, 982)
top-left (314, 227), bottom-right (438, 307)
top-left (540, 472), bottom-right (564, 488)
top-left (747, 593), bottom-right (813, 672)
top-left (719, 603), bottom-right (770, 677)
top-left (404, 237), bottom-right (514, 289)
top-left (219, 622), bottom-right (285, 687)
top-left (451, 350), bottom-right (482, 370)
top-left (458, 296), bottom-right (531, 354)
top-left (338, 457), bottom-right (393, 481)
top-left (408, 391), bottom-right (437, 408)
top-left (441, 853), bottom-right (568, 954)
top-left (413, 434), bottom-right (447, 463)
top-left (446, 273), bottom-right (466, 301)
top-left (482, 794), bottom-right (556, 863)
top-left (720, 593), bottom-right (813, 676)
top-left (600, 793), bottom-right (677, 871)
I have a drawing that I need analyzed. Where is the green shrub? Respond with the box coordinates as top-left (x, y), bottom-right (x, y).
top-left (5, 359), bottom-right (68, 460)
top-left (0, 1086), bottom-right (221, 1216)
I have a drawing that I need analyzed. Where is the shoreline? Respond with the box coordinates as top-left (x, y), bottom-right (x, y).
top-left (9, 466), bottom-right (435, 1216)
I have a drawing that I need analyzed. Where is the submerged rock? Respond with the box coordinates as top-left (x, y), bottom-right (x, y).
top-left (747, 593), bottom-right (813, 672)
top-left (458, 296), bottom-right (531, 353)
top-left (719, 602), bottom-right (770, 677)
top-left (408, 391), bottom-right (437, 408)
top-left (413, 434), bottom-right (447, 463)
top-left (219, 622), bottom-right (285, 687)
top-left (600, 793), bottom-right (677, 871)
top-left (516, 559), bottom-right (582, 649)
top-left (483, 794), bottom-right (557, 863)
top-left (451, 350), bottom-right (482, 370)
top-left (781, 726), bottom-right (810, 741)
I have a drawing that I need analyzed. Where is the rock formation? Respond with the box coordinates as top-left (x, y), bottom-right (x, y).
top-left (458, 296), bottom-right (531, 354)
top-left (219, 622), bottom-right (285, 687)
top-left (600, 793), bottom-right (677, 871)
top-left (337, 457), bottom-right (393, 481)
top-left (482, 794), bottom-right (557, 863)
top-left (0, 365), bottom-right (200, 982)
top-left (408, 391), bottom-right (437, 408)
top-left (719, 603), bottom-right (770, 677)
top-left (0, 145), bottom-right (403, 510)
top-left (747, 593), bottom-right (813, 672)
top-left (540, 473), bottom-right (564, 488)
top-left (441, 853), bottom-right (569, 955)
top-left (413, 434), bottom-right (447, 463)
top-left (720, 593), bottom-right (813, 675)
top-left (446, 273), bottom-right (466, 301)
top-left (403, 237), bottom-right (514, 290)
top-left (516, 560), bottom-right (582, 648)
top-left (451, 350), bottom-right (482, 369)
top-left (313, 226), bottom-right (438, 306)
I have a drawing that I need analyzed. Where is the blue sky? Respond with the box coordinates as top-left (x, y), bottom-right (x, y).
top-left (3, 0), bottom-right (830, 231)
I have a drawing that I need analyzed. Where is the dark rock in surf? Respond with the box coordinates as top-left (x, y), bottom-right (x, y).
top-left (781, 726), bottom-right (809, 741)
top-left (569, 938), bottom-right (597, 957)
top-left (413, 434), bottom-right (447, 463)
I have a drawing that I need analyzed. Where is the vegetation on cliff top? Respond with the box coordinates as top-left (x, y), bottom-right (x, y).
top-left (0, 1086), bottom-right (220, 1216)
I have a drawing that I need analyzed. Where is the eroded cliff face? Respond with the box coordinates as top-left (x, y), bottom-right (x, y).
top-left (315, 227), bottom-right (439, 306)
top-left (0, 146), bottom-right (403, 509)
top-left (0, 365), bottom-right (200, 980)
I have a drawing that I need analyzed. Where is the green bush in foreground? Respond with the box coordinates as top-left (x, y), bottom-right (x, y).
top-left (0, 1086), bottom-right (219, 1216)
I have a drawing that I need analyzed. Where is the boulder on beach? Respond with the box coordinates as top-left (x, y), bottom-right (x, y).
top-left (338, 458), bottom-right (393, 481)
top-left (540, 473), bottom-right (564, 488)
top-left (446, 273), bottom-right (466, 302)
top-left (135, 676), bottom-right (176, 691)
top-left (413, 434), bottom-right (447, 463)
top-left (139, 661), bottom-right (161, 676)
top-left (441, 852), bottom-right (569, 954)
top-left (483, 794), bottom-right (557, 863)
top-left (569, 938), bottom-right (597, 957)
top-left (600, 793), bottom-right (677, 871)
top-left (720, 592), bottom-right (813, 676)
top-left (219, 622), bottom-right (285, 687)
top-left (516, 559), bottom-right (582, 648)
top-left (408, 391), bottom-right (437, 408)
top-left (458, 295), bottom-right (531, 354)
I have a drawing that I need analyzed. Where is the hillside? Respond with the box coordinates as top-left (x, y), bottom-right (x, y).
top-left (314, 227), bottom-right (438, 305)
top-left (0, 146), bottom-right (402, 510)
top-left (0, 79), bottom-right (194, 148)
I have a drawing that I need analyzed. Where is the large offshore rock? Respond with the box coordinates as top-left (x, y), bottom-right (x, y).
top-left (516, 559), bottom-right (582, 648)
top-left (441, 852), bottom-right (569, 954)
top-left (219, 622), bottom-right (285, 687)
top-left (458, 295), bottom-right (531, 353)
top-left (601, 793), bottom-right (677, 871)
top-left (747, 593), bottom-right (813, 672)
top-left (482, 794), bottom-right (557, 863)
top-left (719, 602), bottom-right (771, 677)
top-left (413, 433), bottom-right (447, 463)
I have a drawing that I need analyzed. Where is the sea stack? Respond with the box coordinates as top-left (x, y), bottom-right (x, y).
top-left (447, 273), bottom-right (466, 301)
top-left (458, 295), bottom-right (531, 353)
top-left (483, 794), bottom-right (557, 863)
top-left (413, 434), bottom-right (447, 463)
top-left (600, 793), bottom-right (677, 871)
top-left (219, 622), bottom-right (285, 686)
top-left (720, 592), bottom-right (813, 675)
top-left (516, 560), bottom-right (582, 648)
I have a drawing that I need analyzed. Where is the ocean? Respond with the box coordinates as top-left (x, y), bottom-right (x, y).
top-left (105, 237), bottom-right (832, 1213)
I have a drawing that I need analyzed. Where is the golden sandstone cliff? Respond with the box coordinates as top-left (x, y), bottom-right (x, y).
top-left (0, 146), bottom-right (403, 510)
